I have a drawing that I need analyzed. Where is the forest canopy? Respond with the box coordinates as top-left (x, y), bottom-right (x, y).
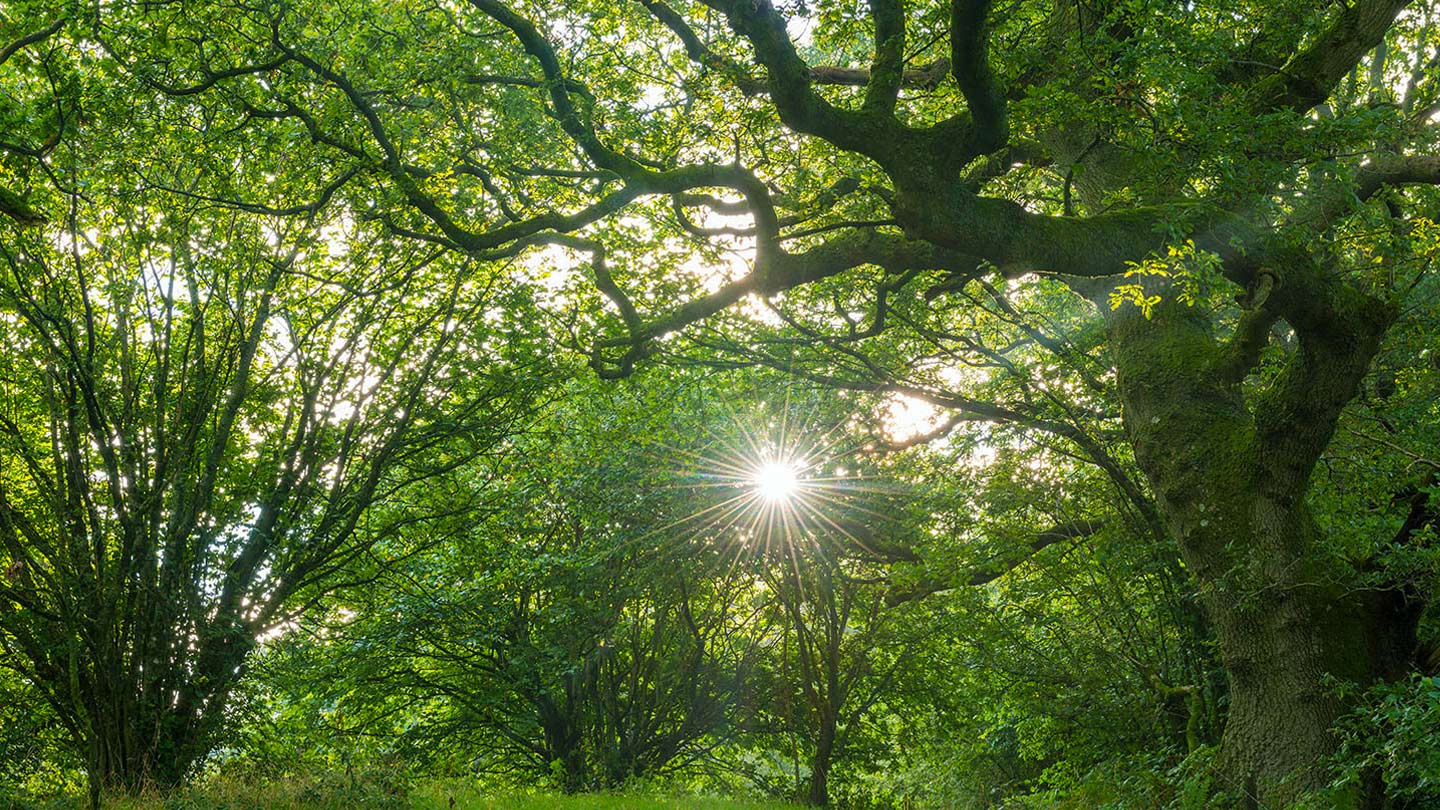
top-left (1, 0), bottom-right (1439, 808)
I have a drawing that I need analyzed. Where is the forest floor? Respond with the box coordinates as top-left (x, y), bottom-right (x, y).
top-left (58, 780), bottom-right (800, 810)
top-left (411, 784), bottom-right (796, 810)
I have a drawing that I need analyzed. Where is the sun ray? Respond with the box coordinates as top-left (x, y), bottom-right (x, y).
top-left (606, 394), bottom-right (913, 587)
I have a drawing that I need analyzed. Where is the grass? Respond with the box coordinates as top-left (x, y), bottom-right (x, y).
top-left (1, 779), bottom-right (797, 810)
top-left (414, 785), bottom-right (794, 810)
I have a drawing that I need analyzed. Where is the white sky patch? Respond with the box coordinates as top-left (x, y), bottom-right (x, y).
top-left (738, 292), bottom-right (787, 327)
top-left (968, 441), bottom-right (998, 467)
top-left (881, 393), bottom-right (944, 444)
top-left (785, 12), bottom-right (815, 46)
top-left (513, 242), bottom-right (583, 299)
top-left (637, 83), bottom-right (671, 111)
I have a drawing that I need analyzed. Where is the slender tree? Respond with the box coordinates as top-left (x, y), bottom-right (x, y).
top-left (0, 176), bottom-right (543, 792)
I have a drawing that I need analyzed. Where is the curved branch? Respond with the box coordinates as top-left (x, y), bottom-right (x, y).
top-left (0, 16), bottom-right (65, 68)
top-left (1247, 0), bottom-right (1413, 113)
top-left (950, 0), bottom-right (1006, 152)
top-left (886, 519), bottom-right (1105, 605)
top-left (863, 0), bottom-right (906, 115)
top-left (589, 229), bottom-right (977, 376)
top-left (467, 0), bottom-right (641, 178)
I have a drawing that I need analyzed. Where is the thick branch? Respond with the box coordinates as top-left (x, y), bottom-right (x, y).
top-left (589, 229), bottom-right (975, 377)
top-left (1248, 0), bottom-right (1413, 113)
top-left (863, 0), bottom-right (906, 115)
top-left (950, 0), bottom-right (1006, 152)
top-left (641, 0), bottom-right (946, 96)
top-left (1354, 154), bottom-right (1440, 200)
top-left (1252, 257), bottom-right (1394, 492)
top-left (0, 16), bottom-right (65, 68)
top-left (0, 186), bottom-right (45, 227)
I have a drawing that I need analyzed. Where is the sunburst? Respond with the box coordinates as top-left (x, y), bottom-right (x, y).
top-left (751, 458), bottom-right (801, 503)
top-left (611, 397), bottom-right (907, 579)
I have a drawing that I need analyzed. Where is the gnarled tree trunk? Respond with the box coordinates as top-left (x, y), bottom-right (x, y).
top-left (1107, 282), bottom-right (1417, 807)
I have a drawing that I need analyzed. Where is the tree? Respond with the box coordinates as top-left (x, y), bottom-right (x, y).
top-left (752, 546), bottom-right (919, 807)
top-left (13, 0), bottom-right (1440, 804)
top-left (0, 87), bottom-right (547, 791)
top-left (285, 374), bottom-right (774, 792)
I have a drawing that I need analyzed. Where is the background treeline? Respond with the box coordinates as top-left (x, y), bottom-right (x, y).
top-left (5, 356), bottom-right (1436, 808)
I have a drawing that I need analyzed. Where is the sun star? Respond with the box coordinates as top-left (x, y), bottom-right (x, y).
top-left (753, 460), bottom-right (800, 503)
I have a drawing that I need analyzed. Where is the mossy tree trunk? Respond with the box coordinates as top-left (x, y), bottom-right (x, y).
top-left (1106, 278), bottom-right (1419, 807)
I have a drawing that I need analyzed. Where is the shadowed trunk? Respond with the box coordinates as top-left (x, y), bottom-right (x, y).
top-left (1197, 500), bottom-right (1419, 806)
top-left (69, 627), bottom-right (253, 795)
top-left (806, 709), bottom-right (836, 806)
top-left (1107, 286), bottom-right (1415, 807)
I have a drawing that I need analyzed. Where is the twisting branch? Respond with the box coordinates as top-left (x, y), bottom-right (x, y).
top-left (467, 0), bottom-right (640, 178)
top-left (1213, 275), bottom-right (1280, 385)
top-left (589, 230), bottom-right (975, 377)
top-left (1246, 0), bottom-right (1414, 114)
top-left (886, 519), bottom-right (1105, 605)
top-left (950, 0), bottom-right (1006, 153)
top-left (695, 0), bottom-right (983, 177)
top-left (0, 15), bottom-right (70, 226)
top-left (863, 0), bottom-right (906, 115)
top-left (696, 0), bottom-right (893, 157)
top-left (639, 0), bottom-right (947, 97)
top-left (0, 16), bottom-right (66, 68)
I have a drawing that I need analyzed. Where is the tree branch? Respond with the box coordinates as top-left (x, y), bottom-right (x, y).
top-left (863, 0), bottom-right (906, 115)
top-left (1248, 0), bottom-right (1413, 113)
top-left (950, 0), bottom-right (1006, 152)
top-left (588, 230), bottom-right (975, 377)
top-left (886, 519), bottom-right (1104, 605)
top-left (0, 16), bottom-right (65, 69)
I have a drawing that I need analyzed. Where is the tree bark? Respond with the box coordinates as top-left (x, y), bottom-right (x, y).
top-left (1200, 503), bottom-right (1419, 807)
top-left (84, 704), bottom-right (202, 793)
top-left (1106, 294), bottom-right (1417, 807)
top-left (807, 710), bottom-right (835, 806)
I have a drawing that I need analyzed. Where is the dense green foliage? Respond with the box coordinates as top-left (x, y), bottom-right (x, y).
top-left (3, 0), bottom-right (1440, 808)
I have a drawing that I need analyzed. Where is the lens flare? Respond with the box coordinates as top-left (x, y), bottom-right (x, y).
top-left (599, 396), bottom-right (906, 574)
top-left (752, 460), bottom-right (800, 502)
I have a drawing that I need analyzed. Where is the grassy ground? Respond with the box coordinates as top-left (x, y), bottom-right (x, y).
top-left (414, 787), bottom-right (794, 810)
top-left (48, 780), bottom-right (797, 810)
top-left (411, 782), bottom-right (795, 810)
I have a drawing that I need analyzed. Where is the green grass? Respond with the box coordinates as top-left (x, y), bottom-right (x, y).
top-left (413, 785), bottom-right (794, 810)
top-left (45, 779), bottom-right (797, 810)
top-left (4, 774), bottom-right (798, 810)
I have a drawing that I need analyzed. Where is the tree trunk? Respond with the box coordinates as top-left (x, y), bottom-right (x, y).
top-left (1106, 295), bottom-right (1414, 808)
top-left (539, 689), bottom-right (588, 793)
top-left (806, 711), bottom-right (835, 806)
top-left (1198, 502), bottom-right (1420, 807)
top-left (65, 626), bottom-right (250, 798)
top-left (80, 690), bottom-right (219, 796)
